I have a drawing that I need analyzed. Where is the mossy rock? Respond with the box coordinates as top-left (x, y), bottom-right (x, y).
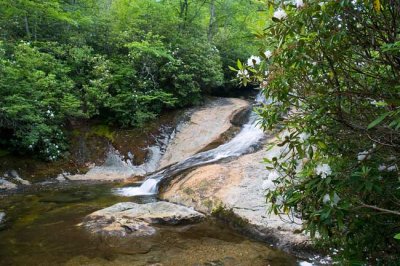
top-left (211, 205), bottom-right (249, 228)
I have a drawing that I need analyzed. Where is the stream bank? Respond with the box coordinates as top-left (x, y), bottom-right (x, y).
top-left (0, 94), bottom-right (319, 265)
top-left (81, 94), bottom-right (315, 261)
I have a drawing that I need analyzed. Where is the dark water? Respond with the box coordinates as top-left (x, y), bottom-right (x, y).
top-left (0, 183), bottom-right (299, 266)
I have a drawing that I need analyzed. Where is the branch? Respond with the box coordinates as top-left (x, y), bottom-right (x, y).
top-left (358, 202), bottom-right (400, 216)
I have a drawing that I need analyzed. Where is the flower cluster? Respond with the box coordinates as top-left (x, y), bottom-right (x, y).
top-left (273, 9), bottom-right (287, 20)
top-left (315, 163), bottom-right (332, 178)
top-left (247, 55), bottom-right (261, 67)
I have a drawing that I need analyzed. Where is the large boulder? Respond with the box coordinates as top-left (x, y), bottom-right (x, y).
top-left (81, 201), bottom-right (205, 237)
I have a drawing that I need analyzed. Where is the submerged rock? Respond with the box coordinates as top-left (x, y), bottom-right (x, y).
top-left (0, 178), bottom-right (17, 190)
top-left (81, 201), bottom-right (204, 237)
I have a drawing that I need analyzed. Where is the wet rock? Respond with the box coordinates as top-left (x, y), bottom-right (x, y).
top-left (0, 178), bottom-right (17, 190)
top-left (158, 98), bottom-right (249, 169)
top-left (56, 174), bottom-right (67, 182)
top-left (14, 177), bottom-right (31, 186)
top-left (82, 201), bottom-right (204, 237)
top-left (10, 170), bottom-right (31, 186)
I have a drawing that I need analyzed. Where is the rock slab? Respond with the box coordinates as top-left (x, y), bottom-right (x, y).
top-left (161, 139), bottom-right (311, 255)
top-left (158, 98), bottom-right (249, 169)
top-left (82, 201), bottom-right (204, 237)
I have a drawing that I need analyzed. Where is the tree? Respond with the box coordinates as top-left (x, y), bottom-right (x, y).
top-left (236, 0), bottom-right (400, 263)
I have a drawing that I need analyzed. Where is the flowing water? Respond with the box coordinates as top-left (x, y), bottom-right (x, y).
top-left (0, 93), bottom-right (311, 265)
top-left (113, 94), bottom-right (266, 197)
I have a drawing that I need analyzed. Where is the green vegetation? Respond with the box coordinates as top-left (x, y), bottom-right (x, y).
top-left (0, 0), bottom-right (264, 160)
top-left (237, 0), bottom-right (400, 263)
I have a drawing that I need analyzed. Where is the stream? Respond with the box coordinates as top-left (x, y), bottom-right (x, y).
top-left (113, 100), bottom-right (265, 197)
top-left (0, 93), bottom-right (312, 265)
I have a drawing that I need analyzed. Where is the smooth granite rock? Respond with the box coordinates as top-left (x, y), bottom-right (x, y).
top-left (81, 201), bottom-right (205, 237)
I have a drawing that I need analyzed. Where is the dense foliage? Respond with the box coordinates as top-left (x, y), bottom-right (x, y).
top-left (237, 0), bottom-right (400, 263)
top-left (0, 0), bottom-right (263, 160)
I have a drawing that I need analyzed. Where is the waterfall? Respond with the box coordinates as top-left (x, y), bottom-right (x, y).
top-left (113, 91), bottom-right (267, 197)
top-left (115, 178), bottom-right (159, 196)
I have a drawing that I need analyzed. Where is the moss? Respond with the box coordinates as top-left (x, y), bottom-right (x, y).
top-left (89, 125), bottom-right (115, 142)
top-left (211, 205), bottom-right (249, 228)
top-left (202, 199), bottom-right (214, 211)
top-left (198, 180), bottom-right (210, 190)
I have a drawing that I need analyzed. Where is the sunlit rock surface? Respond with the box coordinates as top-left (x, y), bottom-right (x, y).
top-left (82, 201), bottom-right (205, 237)
top-left (161, 140), bottom-right (311, 254)
top-left (158, 97), bottom-right (249, 169)
top-left (68, 97), bottom-right (248, 182)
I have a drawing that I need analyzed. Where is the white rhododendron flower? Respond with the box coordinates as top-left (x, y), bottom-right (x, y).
top-left (236, 69), bottom-right (249, 78)
top-left (247, 55), bottom-right (261, 67)
top-left (264, 50), bottom-right (272, 58)
top-left (273, 9), bottom-right (287, 20)
top-left (268, 170), bottom-right (280, 180)
top-left (315, 163), bottom-right (332, 178)
top-left (295, 0), bottom-right (304, 8)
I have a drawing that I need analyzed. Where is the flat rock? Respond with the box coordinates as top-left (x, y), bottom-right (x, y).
top-left (82, 201), bottom-right (204, 237)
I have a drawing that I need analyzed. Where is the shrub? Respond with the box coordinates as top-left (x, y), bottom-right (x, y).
top-left (236, 1), bottom-right (400, 263)
top-left (0, 42), bottom-right (78, 160)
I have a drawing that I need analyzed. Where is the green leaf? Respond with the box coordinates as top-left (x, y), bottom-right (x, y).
top-left (237, 59), bottom-right (243, 69)
top-left (368, 112), bottom-right (390, 129)
top-left (394, 233), bottom-right (400, 240)
top-left (228, 66), bottom-right (237, 71)
top-left (317, 141), bottom-right (327, 150)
